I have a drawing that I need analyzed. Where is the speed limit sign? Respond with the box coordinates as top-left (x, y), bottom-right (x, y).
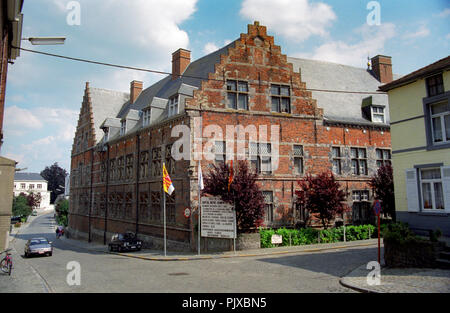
top-left (183, 208), bottom-right (191, 218)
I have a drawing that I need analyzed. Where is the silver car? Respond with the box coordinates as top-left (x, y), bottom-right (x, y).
top-left (24, 237), bottom-right (53, 257)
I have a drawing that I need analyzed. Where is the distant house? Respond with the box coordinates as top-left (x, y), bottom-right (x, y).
top-left (14, 173), bottom-right (51, 210)
top-left (380, 55), bottom-right (450, 237)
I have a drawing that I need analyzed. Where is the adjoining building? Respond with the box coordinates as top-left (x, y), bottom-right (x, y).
top-left (380, 55), bottom-right (450, 237)
top-left (69, 22), bottom-right (394, 251)
top-left (0, 0), bottom-right (23, 251)
top-left (14, 173), bottom-right (51, 210)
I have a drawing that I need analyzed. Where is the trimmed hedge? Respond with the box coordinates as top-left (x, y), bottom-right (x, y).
top-left (260, 224), bottom-right (377, 248)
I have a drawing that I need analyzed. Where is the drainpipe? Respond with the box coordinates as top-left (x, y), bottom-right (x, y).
top-left (104, 144), bottom-right (110, 245)
top-left (88, 148), bottom-right (94, 242)
top-left (135, 134), bottom-right (140, 235)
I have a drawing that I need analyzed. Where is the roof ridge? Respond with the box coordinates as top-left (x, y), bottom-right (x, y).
top-left (89, 86), bottom-right (130, 95)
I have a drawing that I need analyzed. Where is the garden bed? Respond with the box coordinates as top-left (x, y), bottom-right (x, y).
top-left (260, 224), bottom-right (377, 248)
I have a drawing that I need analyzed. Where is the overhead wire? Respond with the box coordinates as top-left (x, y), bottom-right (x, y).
top-left (13, 46), bottom-right (387, 95)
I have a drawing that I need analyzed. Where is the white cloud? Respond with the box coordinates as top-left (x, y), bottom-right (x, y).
top-left (438, 8), bottom-right (450, 18)
top-left (240, 0), bottom-right (336, 42)
top-left (403, 24), bottom-right (430, 39)
top-left (295, 23), bottom-right (396, 68)
top-left (4, 106), bottom-right (43, 135)
top-left (203, 42), bottom-right (219, 55)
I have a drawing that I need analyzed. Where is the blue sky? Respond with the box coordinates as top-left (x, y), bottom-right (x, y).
top-left (1, 0), bottom-right (449, 174)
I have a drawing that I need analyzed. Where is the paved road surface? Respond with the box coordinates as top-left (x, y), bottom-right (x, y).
top-left (1, 213), bottom-right (381, 293)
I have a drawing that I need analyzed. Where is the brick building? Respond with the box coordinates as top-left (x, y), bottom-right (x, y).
top-left (68, 22), bottom-right (393, 251)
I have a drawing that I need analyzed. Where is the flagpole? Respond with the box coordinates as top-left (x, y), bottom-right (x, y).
top-left (198, 180), bottom-right (201, 256)
top-left (163, 183), bottom-right (167, 257)
top-left (198, 160), bottom-right (202, 256)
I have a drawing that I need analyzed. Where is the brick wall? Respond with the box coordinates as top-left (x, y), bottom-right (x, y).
top-left (69, 22), bottom-right (391, 249)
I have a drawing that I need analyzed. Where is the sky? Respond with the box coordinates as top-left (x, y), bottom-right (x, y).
top-left (1, 0), bottom-right (449, 174)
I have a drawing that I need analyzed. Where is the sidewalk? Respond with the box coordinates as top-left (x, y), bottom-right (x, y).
top-left (63, 235), bottom-right (450, 293)
top-left (340, 264), bottom-right (450, 293)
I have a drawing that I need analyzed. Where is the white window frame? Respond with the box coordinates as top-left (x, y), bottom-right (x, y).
top-left (270, 84), bottom-right (291, 113)
top-left (249, 142), bottom-right (272, 174)
top-left (120, 120), bottom-right (126, 136)
top-left (332, 147), bottom-right (342, 175)
top-left (226, 80), bottom-right (249, 110)
top-left (143, 109), bottom-right (151, 127)
top-left (430, 101), bottom-right (450, 144)
top-left (168, 95), bottom-right (179, 117)
top-left (263, 191), bottom-right (274, 224)
top-left (371, 106), bottom-right (385, 123)
top-left (419, 168), bottom-right (445, 211)
top-left (293, 145), bottom-right (303, 175)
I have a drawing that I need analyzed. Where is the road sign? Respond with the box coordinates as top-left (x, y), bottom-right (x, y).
top-left (373, 200), bottom-right (381, 216)
top-left (184, 208), bottom-right (191, 218)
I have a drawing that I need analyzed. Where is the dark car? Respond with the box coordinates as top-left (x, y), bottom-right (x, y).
top-left (108, 232), bottom-right (142, 252)
top-left (24, 237), bottom-right (53, 257)
top-left (10, 216), bottom-right (22, 224)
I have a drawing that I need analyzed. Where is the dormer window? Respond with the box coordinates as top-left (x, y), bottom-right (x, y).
top-left (120, 120), bottom-right (126, 136)
top-left (371, 106), bottom-right (385, 123)
top-left (168, 96), bottom-right (178, 117)
top-left (143, 109), bottom-right (151, 127)
top-left (103, 127), bottom-right (109, 143)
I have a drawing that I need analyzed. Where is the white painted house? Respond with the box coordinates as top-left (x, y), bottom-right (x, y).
top-left (14, 173), bottom-right (51, 210)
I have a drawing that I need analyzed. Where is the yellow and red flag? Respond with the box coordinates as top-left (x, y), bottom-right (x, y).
top-left (163, 163), bottom-right (175, 195)
top-left (228, 160), bottom-right (233, 191)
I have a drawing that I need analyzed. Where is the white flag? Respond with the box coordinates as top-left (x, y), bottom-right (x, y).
top-left (198, 161), bottom-right (204, 190)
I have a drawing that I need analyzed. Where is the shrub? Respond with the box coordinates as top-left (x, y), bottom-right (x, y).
top-left (382, 222), bottom-right (419, 244)
top-left (14, 222), bottom-right (21, 228)
top-left (260, 224), bottom-right (376, 248)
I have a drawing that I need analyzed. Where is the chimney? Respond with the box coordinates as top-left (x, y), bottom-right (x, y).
top-left (371, 55), bottom-right (393, 84)
top-left (130, 80), bottom-right (143, 104)
top-left (172, 48), bottom-right (191, 80)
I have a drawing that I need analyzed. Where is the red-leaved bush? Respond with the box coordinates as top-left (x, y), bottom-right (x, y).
top-left (295, 171), bottom-right (347, 229)
top-left (203, 161), bottom-right (265, 233)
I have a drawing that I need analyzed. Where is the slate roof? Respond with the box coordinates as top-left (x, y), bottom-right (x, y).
top-left (89, 88), bottom-right (130, 143)
top-left (14, 173), bottom-right (46, 182)
top-left (87, 40), bottom-right (395, 144)
top-left (288, 57), bottom-right (393, 126)
top-left (379, 55), bottom-right (450, 92)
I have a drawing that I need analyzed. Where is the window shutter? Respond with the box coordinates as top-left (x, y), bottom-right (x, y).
top-left (405, 169), bottom-right (420, 212)
top-left (441, 166), bottom-right (450, 213)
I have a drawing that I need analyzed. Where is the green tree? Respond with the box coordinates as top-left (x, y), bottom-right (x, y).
top-left (12, 194), bottom-right (32, 217)
top-left (55, 198), bottom-right (69, 227)
top-left (40, 162), bottom-right (68, 204)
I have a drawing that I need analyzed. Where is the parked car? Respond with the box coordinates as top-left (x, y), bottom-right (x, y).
top-left (31, 210), bottom-right (37, 216)
top-left (10, 216), bottom-right (21, 224)
top-left (108, 232), bottom-right (142, 252)
top-left (24, 237), bottom-right (53, 257)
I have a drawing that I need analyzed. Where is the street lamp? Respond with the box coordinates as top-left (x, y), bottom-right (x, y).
top-left (22, 37), bottom-right (66, 45)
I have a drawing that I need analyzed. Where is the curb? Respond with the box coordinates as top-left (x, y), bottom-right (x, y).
top-left (106, 241), bottom-right (378, 262)
top-left (339, 277), bottom-right (378, 294)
